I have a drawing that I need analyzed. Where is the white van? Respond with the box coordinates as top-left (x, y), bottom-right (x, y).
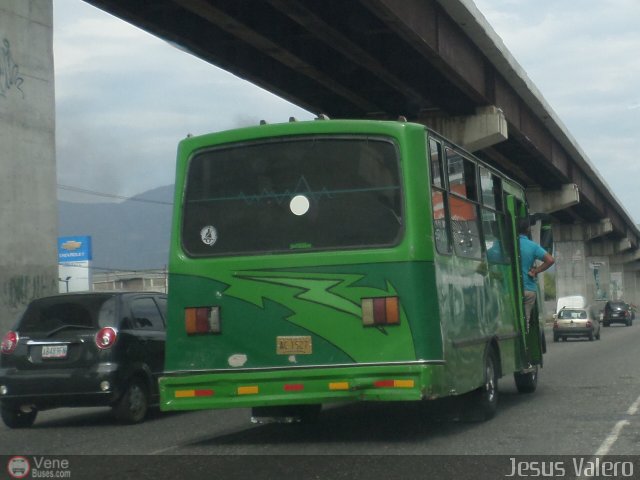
top-left (555, 295), bottom-right (587, 315)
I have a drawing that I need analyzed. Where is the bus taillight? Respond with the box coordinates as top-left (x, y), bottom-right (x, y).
top-left (185, 307), bottom-right (221, 334)
top-left (361, 297), bottom-right (400, 326)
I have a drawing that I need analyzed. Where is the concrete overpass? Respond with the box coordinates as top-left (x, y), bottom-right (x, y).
top-left (1, 0), bottom-right (638, 332)
top-left (81, 0), bottom-right (640, 306)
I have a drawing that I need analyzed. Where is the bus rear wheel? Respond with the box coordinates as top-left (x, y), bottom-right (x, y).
top-left (514, 366), bottom-right (538, 394)
top-left (468, 350), bottom-right (498, 421)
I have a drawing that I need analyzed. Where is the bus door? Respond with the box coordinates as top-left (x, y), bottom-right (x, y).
top-left (505, 195), bottom-right (543, 368)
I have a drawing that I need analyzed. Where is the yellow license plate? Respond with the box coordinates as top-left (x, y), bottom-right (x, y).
top-left (276, 336), bottom-right (312, 355)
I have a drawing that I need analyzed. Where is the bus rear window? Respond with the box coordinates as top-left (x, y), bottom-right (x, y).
top-left (182, 136), bottom-right (403, 256)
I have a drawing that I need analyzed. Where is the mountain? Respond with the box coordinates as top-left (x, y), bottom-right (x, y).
top-left (58, 185), bottom-right (174, 271)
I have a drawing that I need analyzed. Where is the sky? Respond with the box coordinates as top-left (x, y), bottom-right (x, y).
top-left (54, 0), bottom-right (640, 223)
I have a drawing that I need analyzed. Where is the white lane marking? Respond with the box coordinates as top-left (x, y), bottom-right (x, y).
top-left (592, 392), bottom-right (640, 458)
top-left (594, 419), bottom-right (630, 457)
top-left (627, 394), bottom-right (640, 416)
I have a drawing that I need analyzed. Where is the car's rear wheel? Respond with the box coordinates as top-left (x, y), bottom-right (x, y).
top-left (113, 378), bottom-right (149, 424)
top-left (1, 403), bottom-right (37, 429)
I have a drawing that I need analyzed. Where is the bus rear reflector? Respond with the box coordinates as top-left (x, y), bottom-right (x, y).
top-left (238, 386), bottom-right (259, 395)
top-left (185, 306), bottom-right (221, 334)
top-left (175, 389), bottom-right (214, 398)
top-left (329, 382), bottom-right (350, 391)
top-left (284, 384), bottom-right (304, 392)
top-left (361, 297), bottom-right (400, 326)
top-left (374, 379), bottom-right (414, 388)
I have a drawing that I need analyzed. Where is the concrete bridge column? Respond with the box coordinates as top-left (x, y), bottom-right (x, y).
top-left (0, 0), bottom-right (57, 333)
top-left (610, 250), bottom-right (640, 307)
top-left (553, 223), bottom-right (613, 308)
top-left (625, 269), bottom-right (640, 308)
top-left (554, 219), bottom-right (640, 309)
top-left (553, 224), bottom-right (590, 301)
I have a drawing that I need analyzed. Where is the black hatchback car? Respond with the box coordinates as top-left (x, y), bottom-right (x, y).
top-left (0, 291), bottom-right (166, 428)
top-left (602, 300), bottom-right (634, 327)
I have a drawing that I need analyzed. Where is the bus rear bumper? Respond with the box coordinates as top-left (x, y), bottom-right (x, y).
top-left (159, 363), bottom-right (445, 411)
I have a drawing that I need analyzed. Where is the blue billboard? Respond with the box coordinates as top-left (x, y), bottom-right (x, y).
top-left (58, 236), bottom-right (92, 263)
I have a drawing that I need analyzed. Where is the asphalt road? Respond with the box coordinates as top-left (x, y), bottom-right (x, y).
top-left (2, 323), bottom-right (638, 478)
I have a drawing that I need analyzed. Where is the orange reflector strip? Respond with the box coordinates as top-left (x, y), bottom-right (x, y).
top-left (329, 382), bottom-right (350, 391)
top-left (394, 380), bottom-right (414, 388)
top-left (185, 309), bottom-right (197, 334)
top-left (385, 297), bottom-right (399, 324)
top-left (238, 386), bottom-right (259, 395)
top-left (175, 390), bottom-right (195, 398)
top-left (175, 389), bottom-right (214, 398)
top-left (374, 380), bottom-right (415, 388)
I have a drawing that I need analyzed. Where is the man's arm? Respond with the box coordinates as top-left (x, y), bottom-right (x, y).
top-left (528, 252), bottom-right (554, 278)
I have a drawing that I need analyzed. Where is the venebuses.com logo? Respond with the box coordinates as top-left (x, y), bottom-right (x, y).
top-left (7, 456), bottom-right (71, 478)
top-left (7, 457), bottom-right (30, 479)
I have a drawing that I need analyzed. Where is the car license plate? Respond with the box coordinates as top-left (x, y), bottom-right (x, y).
top-left (41, 345), bottom-right (68, 359)
top-left (276, 336), bottom-right (312, 355)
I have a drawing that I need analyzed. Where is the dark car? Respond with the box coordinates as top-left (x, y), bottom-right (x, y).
top-left (602, 300), bottom-right (633, 327)
top-left (0, 291), bottom-right (166, 428)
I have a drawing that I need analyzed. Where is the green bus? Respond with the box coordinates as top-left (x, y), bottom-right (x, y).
top-left (159, 118), bottom-right (544, 421)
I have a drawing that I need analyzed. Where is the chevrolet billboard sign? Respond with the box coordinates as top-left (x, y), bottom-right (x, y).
top-left (58, 236), bottom-right (92, 263)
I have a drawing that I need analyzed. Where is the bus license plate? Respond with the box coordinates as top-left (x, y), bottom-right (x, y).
top-left (276, 336), bottom-right (312, 355)
top-left (42, 345), bottom-right (68, 359)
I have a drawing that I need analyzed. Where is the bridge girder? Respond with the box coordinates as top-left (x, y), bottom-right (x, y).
top-left (83, 0), bottom-right (639, 246)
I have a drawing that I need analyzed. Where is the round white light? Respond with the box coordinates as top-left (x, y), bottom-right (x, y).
top-left (290, 195), bottom-right (310, 216)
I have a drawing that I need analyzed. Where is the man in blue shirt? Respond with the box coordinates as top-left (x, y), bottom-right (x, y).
top-left (519, 219), bottom-right (555, 330)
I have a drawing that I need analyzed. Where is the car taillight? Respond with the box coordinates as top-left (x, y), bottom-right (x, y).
top-left (95, 327), bottom-right (117, 349)
top-left (553, 321), bottom-right (558, 329)
top-left (361, 297), bottom-right (400, 326)
top-left (1, 331), bottom-right (18, 355)
top-left (586, 321), bottom-right (592, 328)
top-left (185, 307), bottom-right (221, 334)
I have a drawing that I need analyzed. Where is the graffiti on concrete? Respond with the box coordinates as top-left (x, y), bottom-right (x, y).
top-left (0, 38), bottom-right (25, 98)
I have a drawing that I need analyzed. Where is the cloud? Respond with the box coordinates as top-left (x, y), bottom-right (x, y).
top-left (54, 1), bottom-right (312, 201)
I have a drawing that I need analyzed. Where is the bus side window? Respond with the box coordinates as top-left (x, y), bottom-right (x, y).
top-left (447, 149), bottom-right (478, 202)
top-left (479, 167), bottom-right (503, 211)
top-left (432, 190), bottom-right (451, 254)
top-left (428, 138), bottom-right (451, 254)
top-left (483, 209), bottom-right (510, 264)
top-left (450, 196), bottom-right (482, 259)
top-left (429, 138), bottom-right (445, 189)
